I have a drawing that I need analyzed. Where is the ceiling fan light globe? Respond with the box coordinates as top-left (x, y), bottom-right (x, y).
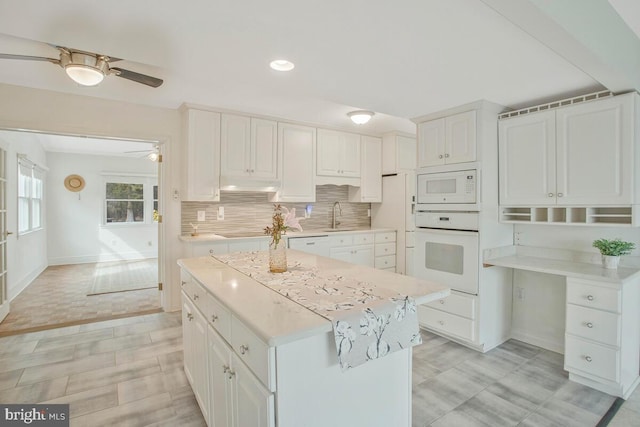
top-left (65, 65), bottom-right (104, 86)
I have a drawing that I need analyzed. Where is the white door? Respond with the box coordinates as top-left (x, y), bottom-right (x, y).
top-left (499, 110), bottom-right (556, 205)
top-left (414, 229), bottom-right (479, 294)
top-left (0, 146), bottom-right (8, 323)
top-left (251, 118), bottom-right (278, 179)
top-left (445, 110), bottom-right (476, 164)
top-left (417, 118), bottom-right (445, 167)
top-left (556, 95), bottom-right (633, 205)
top-left (232, 354), bottom-right (275, 427)
top-left (221, 114), bottom-right (251, 178)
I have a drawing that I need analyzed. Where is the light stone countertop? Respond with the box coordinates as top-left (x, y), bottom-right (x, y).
top-left (483, 245), bottom-right (640, 284)
top-left (178, 250), bottom-right (450, 347)
top-left (178, 227), bottom-right (397, 242)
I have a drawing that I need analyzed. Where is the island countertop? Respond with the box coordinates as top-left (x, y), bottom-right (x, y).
top-left (178, 250), bottom-right (450, 347)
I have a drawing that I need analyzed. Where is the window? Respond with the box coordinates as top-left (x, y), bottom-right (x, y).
top-left (18, 162), bottom-right (44, 234)
top-left (103, 175), bottom-right (157, 225)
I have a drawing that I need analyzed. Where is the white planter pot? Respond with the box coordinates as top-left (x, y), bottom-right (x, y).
top-left (602, 255), bottom-right (620, 269)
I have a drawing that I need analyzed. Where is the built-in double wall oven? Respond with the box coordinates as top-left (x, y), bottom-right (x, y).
top-left (414, 211), bottom-right (479, 295)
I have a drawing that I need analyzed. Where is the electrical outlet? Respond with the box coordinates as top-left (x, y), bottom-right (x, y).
top-left (516, 286), bottom-right (525, 301)
top-left (305, 204), bottom-right (312, 219)
top-left (367, 208), bottom-right (371, 218)
top-left (217, 206), bottom-right (224, 220)
top-left (197, 210), bottom-right (206, 222)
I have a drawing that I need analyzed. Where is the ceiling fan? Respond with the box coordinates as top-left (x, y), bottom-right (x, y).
top-left (125, 146), bottom-right (161, 161)
top-left (0, 45), bottom-right (163, 88)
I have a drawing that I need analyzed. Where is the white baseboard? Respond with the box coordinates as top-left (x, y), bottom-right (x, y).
top-left (9, 264), bottom-right (47, 301)
top-left (48, 251), bottom-right (157, 266)
top-left (510, 330), bottom-right (564, 354)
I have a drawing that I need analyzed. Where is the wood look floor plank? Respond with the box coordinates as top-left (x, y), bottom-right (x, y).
top-left (73, 332), bottom-right (152, 358)
top-left (0, 376), bottom-right (69, 403)
top-left (71, 392), bottom-right (175, 427)
top-left (66, 357), bottom-right (161, 395)
top-left (117, 372), bottom-right (168, 405)
top-left (0, 369), bottom-right (23, 391)
top-left (41, 385), bottom-right (118, 418)
top-left (115, 337), bottom-right (182, 365)
top-left (18, 352), bottom-right (114, 385)
top-left (0, 347), bottom-right (76, 374)
top-left (34, 328), bottom-right (115, 352)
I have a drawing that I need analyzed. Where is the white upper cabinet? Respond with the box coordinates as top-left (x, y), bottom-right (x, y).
top-left (182, 108), bottom-right (221, 201)
top-left (382, 133), bottom-right (416, 174)
top-left (499, 94), bottom-right (634, 206)
top-left (317, 129), bottom-right (361, 178)
top-left (271, 123), bottom-right (316, 202)
top-left (417, 110), bottom-right (476, 167)
top-left (221, 114), bottom-right (278, 185)
top-left (349, 136), bottom-right (382, 202)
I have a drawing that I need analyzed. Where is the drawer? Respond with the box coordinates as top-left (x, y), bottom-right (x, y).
top-left (231, 316), bottom-right (275, 391)
top-left (425, 292), bottom-right (475, 319)
top-left (375, 255), bottom-right (396, 269)
top-left (204, 293), bottom-right (232, 343)
top-left (375, 232), bottom-right (396, 244)
top-left (380, 267), bottom-right (396, 273)
top-left (418, 306), bottom-right (475, 342)
top-left (565, 335), bottom-right (619, 382)
top-left (375, 242), bottom-right (396, 257)
top-left (353, 233), bottom-right (374, 245)
top-left (184, 281), bottom-right (208, 314)
top-left (566, 304), bottom-right (620, 347)
top-left (567, 280), bottom-right (620, 313)
top-left (329, 234), bottom-right (354, 247)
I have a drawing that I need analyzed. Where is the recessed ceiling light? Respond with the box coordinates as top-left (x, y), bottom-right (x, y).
top-left (270, 59), bottom-right (295, 71)
top-left (348, 110), bottom-right (374, 125)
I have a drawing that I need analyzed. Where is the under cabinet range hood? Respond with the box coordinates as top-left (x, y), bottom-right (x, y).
top-left (219, 175), bottom-right (280, 192)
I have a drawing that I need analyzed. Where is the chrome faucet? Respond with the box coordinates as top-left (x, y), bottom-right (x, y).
top-left (331, 201), bottom-right (342, 229)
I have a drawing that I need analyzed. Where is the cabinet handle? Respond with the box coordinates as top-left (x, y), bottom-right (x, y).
top-left (438, 320), bottom-right (444, 326)
top-left (586, 322), bottom-right (593, 328)
top-left (211, 314), bottom-right (218, 322)
top-left (209, 249), bottom-right (214, 255)
top-left (444, 153), bottom-right (449, 158)
top-left (187, 313), bottom-right (194, 322)
top-left (228, 370), bottom-right (236, 380)
top-left (557, 193), bottom-right (563, 197)
top-left (438, 155), bottom-right (443, 159)
top-left (193, 293), bottom-right (199, 300)
top-left (223, 365), bottom-right (230, 373)
top-left (439, 300), bottom-right (445, 305)
top-left (240, 344), bottom-right (249, 355)
top-left (587, 295), bottom-right (594, 301)
top-left (585, 356), bottom-right (593, 362)
top-left (548, 193), bottom-right (554, 197)
top-left (181, 281), bottom-right (186, 287)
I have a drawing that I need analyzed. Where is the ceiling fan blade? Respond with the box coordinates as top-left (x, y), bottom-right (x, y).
top-left (110, 67), bottom-right (163, 88)
top-left (0, 53), bottom-right (59, 64)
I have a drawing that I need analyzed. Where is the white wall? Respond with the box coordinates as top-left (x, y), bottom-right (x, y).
top-left (46, 152), bottom-right (157, 265)
top-left (0, 134), bottom-right (48, 300)
top-left (0, 83), bottom-right (182, 311)
top-left (510, 223), bottom-right (640, 352)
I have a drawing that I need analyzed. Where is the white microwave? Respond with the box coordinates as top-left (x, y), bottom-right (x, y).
top-left (416, 169), bottom-right (477, 208)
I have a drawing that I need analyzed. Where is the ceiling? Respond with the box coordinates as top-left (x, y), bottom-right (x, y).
top-left (0, 0), bottom-right (638, 140)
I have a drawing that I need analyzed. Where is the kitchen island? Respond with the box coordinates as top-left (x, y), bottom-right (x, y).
top-left (178, 250), bottom-right (449, 427)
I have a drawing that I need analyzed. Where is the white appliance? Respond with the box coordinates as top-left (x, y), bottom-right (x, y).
top-left (287, 235), bottom-right (330, 257)
top-left (371, 172), bottom-right (415, 275)
top-left (414, 211), bottom-right (479, 295)
top-left (416, 168), bottom-right (478, 210)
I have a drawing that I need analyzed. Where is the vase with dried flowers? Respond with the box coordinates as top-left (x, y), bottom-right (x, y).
top-left (264, 204), bottom-right (303, 272)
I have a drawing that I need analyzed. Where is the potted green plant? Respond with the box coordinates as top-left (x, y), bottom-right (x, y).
top-left (592, 238), bottom-right (636, 269)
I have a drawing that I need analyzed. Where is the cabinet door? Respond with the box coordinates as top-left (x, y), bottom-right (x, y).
top-left (221, 114), bottom-right (251, 177)
top-left (208, 326), bottom-right (233, 427)
top-left (329, 246), bottom-right (352, 263)
top-left (397, 135), bottom-right (417, 171)
top-left (499, 110), bottom-right (556, 205)
top-left (182, 296), bottom-right (195, 386)
top-left (232, 354), bottom-right (275, 427)
top-left (556, 95), bottom-right (633, 205)
top-left (417, 118), bottom-right (445, 167)
top-left (184, 109), bottom-right (221, 201)
top-left (316, 129), bottom-right (343, 176)
top-left (355, 136), bottom-right (382, 202)
top-left (352, 246), bottom-right (375, 268)
top-left (251, 118), bottom-right (278, 179)
top-left (340, 132), bottom-right (361, 177)
top-left (276, 124), bottom-right (316, 202)
top-left (445, 110), bottom-right (476, 164)
top-left (192, 307), bottom-right (210, 423)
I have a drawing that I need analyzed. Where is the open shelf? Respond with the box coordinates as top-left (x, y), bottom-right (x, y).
top-left (500, 206), bottom-right (636, 227)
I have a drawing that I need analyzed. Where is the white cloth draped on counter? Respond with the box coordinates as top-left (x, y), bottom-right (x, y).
top-left (214, 251), bottom-right (421, 370)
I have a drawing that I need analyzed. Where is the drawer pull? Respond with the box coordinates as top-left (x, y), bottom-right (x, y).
top-left (211, 314), bottom-right (218, 322)
top-left (548, 193), bottom-right (554, 197)
top-left (240, 344), bottom-right (249, 355)
top-left (223, 365), bottom-right (230, 373)
top-left (586, 322), bottom-right (593, 329)
top-left (585, 356), bottom-right (593, 362)
top-left (181, 281), bottom-right (186, 286)
top-left (193, 294), bottom-right (199, 300)
top-left (228, 369), bottom-right (236, 380)
top-left (587, 295), bottom-right (594, 301)
top-left (187, 313), bottom-right (194, 322)
top-left (439, 300), bottom-right (445, 305)
top-left (438, 320), bottom-right (444, 326)
top-left (209, 249), bottom-right (214, 255)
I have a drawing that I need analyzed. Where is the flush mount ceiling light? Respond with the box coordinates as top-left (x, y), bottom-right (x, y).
top-left (348, 110), bottom-right (374, 125)
top-left (269, 59), bottom-right (295, 71)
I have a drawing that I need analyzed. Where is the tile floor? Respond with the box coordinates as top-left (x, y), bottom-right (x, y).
top-left (0, 263), bottom-right (161, 336)
top-left (0, 312), bottom-right (636, 426)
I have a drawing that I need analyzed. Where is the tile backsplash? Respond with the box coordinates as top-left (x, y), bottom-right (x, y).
top-left (181, 185), bottom-right (371, 235)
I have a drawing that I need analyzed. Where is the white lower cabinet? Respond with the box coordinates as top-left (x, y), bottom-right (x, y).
top-left (182, 295), bottom-right (210, 423)
top-left (208, 325), bottom-right (233, 427)
top-left (418, 291), bottom-right (477, 342)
